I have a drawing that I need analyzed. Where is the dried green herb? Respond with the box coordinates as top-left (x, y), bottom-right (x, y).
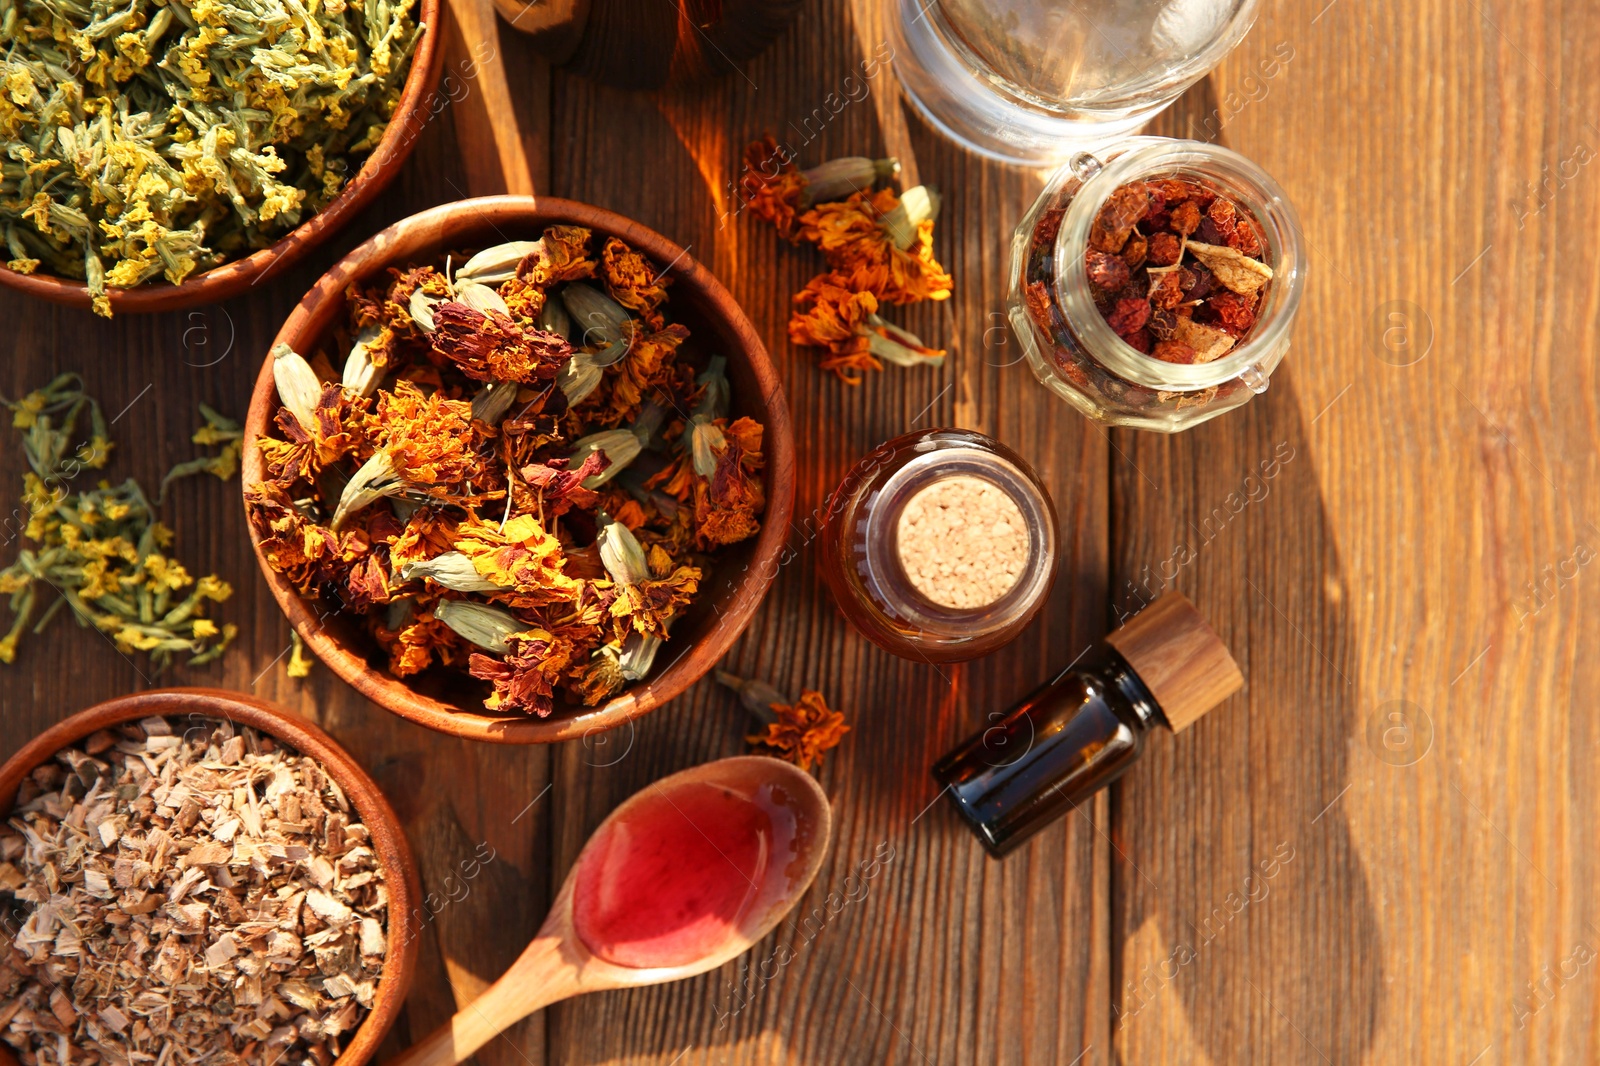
top-left (0, 0), bottom-right (425, 315)
top-left (0, 374), bottom-right (237, 667)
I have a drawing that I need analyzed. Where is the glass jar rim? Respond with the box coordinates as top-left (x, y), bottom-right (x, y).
top-left (1052, 137), bottom-right (1308, 391)
top-left (927, 0), bottom-right (1263, 116)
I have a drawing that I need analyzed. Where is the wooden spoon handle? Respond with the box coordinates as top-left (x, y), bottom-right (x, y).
top-left (387, 935), bottom-right (578, 1066)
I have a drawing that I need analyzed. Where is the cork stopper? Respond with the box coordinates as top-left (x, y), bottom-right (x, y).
top-left (1104, 591), bottom-right (1242, 732)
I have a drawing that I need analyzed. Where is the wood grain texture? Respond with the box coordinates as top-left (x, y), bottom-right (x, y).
top-left (4, 0), bottom-right (1596, 1061)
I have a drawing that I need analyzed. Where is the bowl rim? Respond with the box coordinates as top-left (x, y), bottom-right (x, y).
top-left (242, 194), bottom-right (797, 744)
top-left (0, 0), bottom-right (445, 314)
top-left (0, 687), bottom-right (420, 1066)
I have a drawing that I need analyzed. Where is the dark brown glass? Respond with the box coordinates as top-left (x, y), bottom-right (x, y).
top-left (933, 643), bottom-right (1160, 857)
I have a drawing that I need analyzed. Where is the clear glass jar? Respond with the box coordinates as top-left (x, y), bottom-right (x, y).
top-left (889, 0), bottom-right (1260, 165)
top-left (818, 430), bottom-right (1057, 663)
top-left (1008, 138), bottom-right (1306, 433)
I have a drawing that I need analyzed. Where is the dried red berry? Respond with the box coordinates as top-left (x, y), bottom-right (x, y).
top-left (1207, 198), bottom-right (1238, 240)
top-left (1148, 308), bottom-right (1178, 340)
top-left (1152, 339), bottom-right (1198, 364)
top-left (1106, 295), bottom-right (1151, 335)
top-left (1034, 208), bottom-right (1065, 251)
top-left (1228, 222), bottom-right (1263, 257)
top-left (1119, 327), bottom-right (1152, 354)
top-left (1207, 291), bottom-right (1258, 335)
top-left (1185, 262), bottom-right (1219, 300)
top-left (1149, 270), bottom-right (1184, 310)
top-left (1169, 201), bottom-right (1201, 237)
top-left (1089, 182), bottom-right (1151, 253)
top-left (1121, 232), bottom-right (1148, 270)
top-left (1147, 232), bottom-right (1182, 266)
top-left (1085, 250), bottom-right (1131, 292)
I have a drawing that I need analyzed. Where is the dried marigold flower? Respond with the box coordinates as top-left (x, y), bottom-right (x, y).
top-left (332, 381), bottom-right (483, 529)
top-left (601, 237), bottom-right (672, 329)
top-left (717, 670), bottom-right (850, 772)
top-left (798, 186), bottom-right (953, 305)
top-left (787, 273), bottom-right (941, 383)
top-left (740, 136), bottom-right (900, 241)
top-left (470, 627), bottom-right (575, 716)
top-left (431, 303), bottom-right (571, 384)
top-left (370, 602), bottom-right (470, 676)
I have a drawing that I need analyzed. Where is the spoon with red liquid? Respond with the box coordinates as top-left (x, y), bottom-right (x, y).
top-left (388, 756), bottom-right (832, 1066)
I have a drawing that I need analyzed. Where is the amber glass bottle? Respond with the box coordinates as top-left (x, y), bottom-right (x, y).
top-left (817, 429), bottom-right (1058, 663)
top-left (934, 592), bottom-right (1242, 857)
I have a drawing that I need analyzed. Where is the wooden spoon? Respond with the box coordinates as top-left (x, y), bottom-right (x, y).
top-left (389, 756), bottom-right (832, 1065)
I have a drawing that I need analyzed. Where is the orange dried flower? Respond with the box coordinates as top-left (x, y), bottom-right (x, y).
top-left (748, 690), bottom-right (849, 771)
top-left (431, 304), bottom-right (571, 384)
top-left (740, 136), bottom-right (900, 242)
top-left (740, 136), bottom-right (809, 239)
top-left (573, 323), bottom-right (690, 429)
top-left (470, 627), bottom-right (575, 716)
top-left (787, 274), bottom-right (881, 383)
top-left (788, 273), bottom-right (946, 384)
top-left (257, 382), bottom-right (368, 485)
top-left (798, 186), bottom-right (953, 305)
top-left (527, 226), bottom-right (599, 287)
top-left (450, 513), bottom-right (584, 607)
top-left (371, 608), bottom-right (468, 677)
top-left (601, 237), bottom-right (672, 330)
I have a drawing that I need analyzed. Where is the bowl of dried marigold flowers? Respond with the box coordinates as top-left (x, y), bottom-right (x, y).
top-left (0, 688), bottom-right (420, 1066)
top-left (242, 196), bottom-right (796, 743)
top-left (0, 0), bottom-right (445, 317)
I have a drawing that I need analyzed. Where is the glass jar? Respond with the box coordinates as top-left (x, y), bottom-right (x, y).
top-left (818, 429), bottom-right (1057, 663)
top-left (888, 0), bottom-right (1260, 165)
top-left (1008, 137), bottom-right (1306, 432)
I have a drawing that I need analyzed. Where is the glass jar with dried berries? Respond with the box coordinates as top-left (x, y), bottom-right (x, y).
top-left (1008, 138), bottom-right (1306, 432)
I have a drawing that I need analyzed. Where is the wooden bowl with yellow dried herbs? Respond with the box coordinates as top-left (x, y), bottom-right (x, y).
top-left (0, 688), bottom-right (420, 1066)
top-left (242, 196), bottom-right (796, 743)
top-left (0, 0), bottom-right (443, 316)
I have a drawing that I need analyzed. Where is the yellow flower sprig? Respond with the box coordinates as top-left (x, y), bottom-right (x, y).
top-left (0, 379), bottom-right (237, 669)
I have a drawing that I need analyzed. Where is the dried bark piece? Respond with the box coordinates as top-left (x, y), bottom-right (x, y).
top-left (1185, 241), bottom-right (1274, 295)
top-left (1172, 317), bottom-right (1238, 363)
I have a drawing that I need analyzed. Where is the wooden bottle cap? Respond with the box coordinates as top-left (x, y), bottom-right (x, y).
top-left (1105, 592), bottom-right (1242, 733)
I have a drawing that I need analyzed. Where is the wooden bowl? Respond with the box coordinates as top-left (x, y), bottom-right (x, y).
top-left (243, 195), bottom-right (797, 743)
top-left (0, 0), bottom-right (444, 315)
top-left (0, 688), bottom-right (420, 1066)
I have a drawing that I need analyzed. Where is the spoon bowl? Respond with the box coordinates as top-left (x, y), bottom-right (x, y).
top-left (389, 757), bottom-right (832, 1066)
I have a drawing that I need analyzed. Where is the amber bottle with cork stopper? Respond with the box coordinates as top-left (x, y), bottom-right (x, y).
top-left (934, 591), bottom-right (1242, 857)
top-left (818, 429), bottom-right (1059, 663)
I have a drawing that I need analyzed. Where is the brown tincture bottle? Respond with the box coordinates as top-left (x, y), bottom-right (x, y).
top-left (933, 592), bottom-right (1243, 858)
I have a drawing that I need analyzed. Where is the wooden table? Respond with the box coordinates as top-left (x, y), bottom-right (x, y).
top-left (3, 0), bottom-right (1592, 1061)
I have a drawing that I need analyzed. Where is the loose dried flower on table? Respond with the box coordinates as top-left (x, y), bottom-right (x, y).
top-left (0, 375), bottom-right (237, 668)
top-left (716, 670), bottom-right (849, 773)
top-left (0, 716), bottom-right (389, 1066)
top-left (743, 136), bottom-right (952, 384)
top-left (0, 0), bottom-right (425, 315)
top-left (246, 226), bottom-right (767, 716)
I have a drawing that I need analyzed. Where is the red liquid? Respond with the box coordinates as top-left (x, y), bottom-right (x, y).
top-left (571, 776), bottom-right (802, 969)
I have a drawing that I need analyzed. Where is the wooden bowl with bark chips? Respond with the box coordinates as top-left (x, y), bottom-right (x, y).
top-left (243, 196), bottom-right (796, 743)
top-left (0, 0), bottom-right (444, 315)
top-left (0, 689), bottom-right (420, 1066)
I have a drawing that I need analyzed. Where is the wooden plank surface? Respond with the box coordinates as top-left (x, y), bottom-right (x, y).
top-left (4, 0), bottom-right (1599, 1062)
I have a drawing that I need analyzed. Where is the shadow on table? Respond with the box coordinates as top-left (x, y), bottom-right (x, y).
top-left (1106, 357), bottom-right (1384, 1065)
